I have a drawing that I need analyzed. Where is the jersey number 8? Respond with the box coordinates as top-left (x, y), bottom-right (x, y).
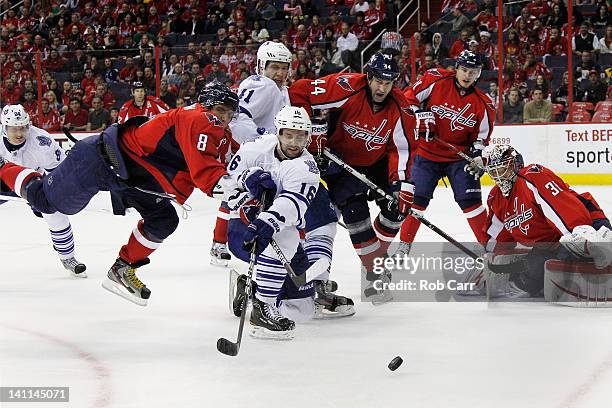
top-left (196, 134), bottom-right (208, 151)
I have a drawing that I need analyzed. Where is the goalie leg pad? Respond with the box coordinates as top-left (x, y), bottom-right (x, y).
top-left (544, 259), bottom-right (612, 307)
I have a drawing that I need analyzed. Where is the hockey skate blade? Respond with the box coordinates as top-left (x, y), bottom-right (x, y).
top-left (313, 304), bottom-right (356, 319)
top-left (216, 338), bottom-right (239, 356)
top-left (101, 279), bottom-right (148, 307)
top-left (70, 270), bottom-right (88, 279)
top-left (249, 325), bottom-right (295, 340)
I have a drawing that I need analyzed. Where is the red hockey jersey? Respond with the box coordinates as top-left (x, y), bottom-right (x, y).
top-left (118, 96), bottom-right (170, 124)
top-left (405, 69), bottom-right (496, 162)
top-left (288, 72), bottom-right (415, 182)
top-left (485, 164), bottom-right (606, 249)
top-left (120, 104), bottom-right (231, 204)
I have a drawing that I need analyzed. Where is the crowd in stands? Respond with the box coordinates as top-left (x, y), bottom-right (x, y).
top-left (0, 0), bottom-right (610, 127)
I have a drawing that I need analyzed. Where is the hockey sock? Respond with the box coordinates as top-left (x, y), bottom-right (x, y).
top-left (373, 213), bottom-right (402, 255)
top-left (119, 220), bottom-right (162, 264)
top-left (0, 162), bottom-right (40, 197)
top-left (344, 217), bottom-right (383, 273)
top-left (42, 212), bottom-right (76, 260)
top-left (254, 253), bottom-right (288, 303)
top-left (399, 205), bottom-right (425, 243)
top-left (213, 202), bottom-right (230, 244)
top-left (463, 204), bottom-right (488, 244)
top-left (304, 223), bottom-right (336, 281)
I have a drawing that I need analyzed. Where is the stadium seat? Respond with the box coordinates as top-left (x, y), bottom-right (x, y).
top-left (599, 53), bottom-right (612, 66)
top-left (595, 100), bottom-right (612, 112)
top-left (571, 110), bottom-right (591, 122)
top-left (592, 110), bottom-right (611, 122)
top-left (572, 102), bottom-right (594, 112)
top-left (545, 55), bottom-right (579, 68)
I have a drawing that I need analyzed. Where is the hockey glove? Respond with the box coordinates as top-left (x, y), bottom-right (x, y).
top-left (413, 111), bottom-right (436, 142)
top-left (393, 180), bottom-right (415, 217)
top-left (308, 134), bottom-right (330, 171)
top-left (240, 167), bottom-right (277, 201)
top-left (463, 146), bottom-right (485, 180)
top-left (243, 217), bottom-right (275, 255)
top-left (560, 225), bottom-right (612, 269)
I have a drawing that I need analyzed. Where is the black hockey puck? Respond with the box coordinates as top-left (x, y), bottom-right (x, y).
top-left (388, 356), bottom-right (403, 371)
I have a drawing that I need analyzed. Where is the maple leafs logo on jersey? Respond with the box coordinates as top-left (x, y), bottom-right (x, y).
top-left (304, 159), bottom-right (319, 175)
top-left (36, 136), bottom-right (52, 147)
top-left (342, 119), bottom-right (391, 151)
top-left (430, 103), bottom-right (477, 131)
top-left (336, 75), bottom-right (355, 93)
top-left (206, 112), bottom-right (224, 127)
top-left (504, 197), bottom-right (533, 235)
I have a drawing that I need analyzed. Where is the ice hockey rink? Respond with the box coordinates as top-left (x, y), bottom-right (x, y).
top-left (1, 185), bottom-right (612, 408)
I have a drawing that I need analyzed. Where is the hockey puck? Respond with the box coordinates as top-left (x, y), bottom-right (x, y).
top-left (388, 356), bottom-right (403, 371)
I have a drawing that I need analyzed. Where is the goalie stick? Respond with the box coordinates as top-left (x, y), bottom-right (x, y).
top-left (62, 127), bottom-right (80, 144)
top-left (323, 148), bottom-right (481, 260)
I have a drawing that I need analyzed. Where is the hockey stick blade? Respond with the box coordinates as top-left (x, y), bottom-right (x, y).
top-left (216, 337), bottom-right (239, 356)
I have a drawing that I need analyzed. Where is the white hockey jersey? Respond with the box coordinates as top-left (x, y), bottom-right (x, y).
top-left (229, 75), bottom-right (290, 144)
top-left (0, 125), bottom-right (65, 174)
top-left (228, 134), bottom-right (320, 230)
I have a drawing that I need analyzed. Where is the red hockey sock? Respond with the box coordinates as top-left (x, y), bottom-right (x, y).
top-left (463, 204), bottom-right (488, 244)
top-left (354, 237), bottom-right (383, 273)
top-left (119, 220), bottom-right (162, 264)
top-left (0, 162), bottom-right (41, 196)
top-left (373, 215), bottom-right (400, 256)
top-left (213, 205), bottom-right (230, 244)
top-left (399, 205), bottom-right (425, 243)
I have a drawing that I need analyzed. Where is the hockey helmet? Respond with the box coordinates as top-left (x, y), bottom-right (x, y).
top-left (365, 52), bottom-right (400, 82)
top-left (131, 81), bottom-right (146, 91)
top-left (483, 144), bottom-right (524, 197)
top-left (1, 104), bottom-right (30, 127)
top-left (198, 81), bottom-right (239, 113)
top-left (456, 50), bottom-right (483, 70)
top-left (256, 41), bottom-right (292, 77)
top-left (274, 105), bottom-right (312, 158)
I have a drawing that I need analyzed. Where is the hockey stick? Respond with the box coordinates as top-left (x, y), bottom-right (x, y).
top-left (434, 139), bottom-right (485, 171)
top-left (62, 127), bottom-right (80, 144)
top-left (322, 148), bottom-right (481, 260)
top-left (217, 241), bottom-right (257, 357)
top-left (268, 239), bottom-right (329, 287)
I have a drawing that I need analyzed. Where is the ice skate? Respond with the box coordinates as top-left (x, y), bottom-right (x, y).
top-left (363, 269), bottom-right (393, 305)
top-left (392, 241), bottom-right (412, 258)
top-left (210, 241), bottom-right (231, 267)
top-left (250, 296), bottom-right (295, 340)
top-left (314, 280), bottom-right (355, 318)
top-left (102, 258), bottom-right (151, 306)
top-left (229, 270), bottom-right (256, 317)
top-left (61, 257), bottom-right (87, 278)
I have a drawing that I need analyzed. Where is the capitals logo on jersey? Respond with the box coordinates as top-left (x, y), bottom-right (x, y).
top-left (342, 119), bottom-right (391, 151)
top-left (430, 103), bottom-right (477, 131)
top-left (504, 197), bottom-right (533, 235)
top-left (336, 75), bottom-right (355, 93)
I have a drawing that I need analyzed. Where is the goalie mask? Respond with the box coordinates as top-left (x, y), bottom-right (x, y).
top-left (274, 105), bottom-right (311, 159)
top-left (1, 104), bottom-right (31, 146)
top-left (483, 144), bottom-right (524, 197)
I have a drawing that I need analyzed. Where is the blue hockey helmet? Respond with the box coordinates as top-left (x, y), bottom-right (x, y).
top-left (365, 52), bottom-right (400, 82)
top-left (456, 50), bottom-right (483, 70)
top-left (197, 81), bottom-right (239, 112)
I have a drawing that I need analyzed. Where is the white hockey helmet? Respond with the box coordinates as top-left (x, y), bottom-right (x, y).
top-left (274, 105), bottom-right (312, 158)
top-left (1, 104), bottom-right (31, 128)
top-left (256, 41), bottom-right (292, 76)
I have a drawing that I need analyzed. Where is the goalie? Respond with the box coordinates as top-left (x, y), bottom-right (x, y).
top-left (481, 144), bottom-right (611, 303)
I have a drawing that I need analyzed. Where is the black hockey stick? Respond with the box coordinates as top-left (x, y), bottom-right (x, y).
top-left (322, 148), bottom-right (481, 260)
top-left (217, 240), bottom-right (258, 356)
top-left (269, 239), bottom-right (307, 287)
top-left (62, 127), bottom-right (80, 144)
top-left (434, 138), bottom-right (485, 171)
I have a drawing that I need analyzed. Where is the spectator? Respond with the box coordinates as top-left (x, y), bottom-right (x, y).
top-left (431, 33), bottom-right (449, 62)
top-left (254, 0), bottom-right (278, 21)
top-left (503, 87), bottom-right (524, 123)
top-left (283, 0), bottom-right (303, 19)
top-left (438, 8), bottom-right (470, 36)
top-left (486, 81), bottom-right (499, 110)
top-left (545, 3), bottom-right (567, 29)
top-left (43, 50), bottom-right (67, 72)
top-left (592, 5), bottom-right (611, 30)
top-left (175, 97), bottom-right (186, 108)
top-left (119, 57), bottom-right (138, 83)
top-left (326, 10), bottom-right (344, 35)
top-left (33, 99), bottom-right (62, 131)
top-left (352, 12), bottom-right (373, 41)
top-left (309, 47), bottom-right (328, 77)
top-left (205, 63), bottom-right (227, 83)
top-left (545, 27), bottom-right (568, 56)
top-left (184, 9), bottom-right (205, 35)
top-left (351, 0), bottom-right (370, 16)
top-left (418, 21), bottom-right (434, 46)
top-left (158, 78), bottom-right (177, 109)
top-left (301, 0), bottom-right (319, 19)
top-left (514, 7), bottom-right (536, 30)
top-left (326, 39), bottom-right (344, 70)
top-left (63, 98), bottom-right (89, 130)
top-left (473, 8), bottom-right (497, 32)
top-left (364, 0), bottom-right (387, 37)
top-left (580, 71), bottom-right (607, 104)
top-left (526, 0), bottom-right (549, 20)
top-left (295, 63), bottom-right (315, 79)
top-left (167, 63), bottom-right (184, 87)
top-left (86, 96), bottom-right (111, 132)
top-left (84, 83), bottom-right (116, 110)
top-left (575, 50), bottom-right (601, 81)
top-left (337, 22), bottom-right (359, 70)
top-left (523, 52), bottom-right (552, 81)
top-left (142, 67), bottom-right (156, 92)
top-left (21, 89), bottom-right (37, 117)
top-left (523, 87), bottom-right (553, 123)
top-left (102, 58), bottom-right (119, 83)
top-left (449, 30), bottom-right (469, 59)
top-left (293, 24), bottom-right (312, 51)
top-left (573, 22), bottom-right (599, 53)
top-left (598, 25), bottom-right (612, 53)
top-left (251, 20), bottom-right (270, 43)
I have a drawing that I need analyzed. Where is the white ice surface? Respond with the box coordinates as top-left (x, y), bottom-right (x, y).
top-left (1, 186), bottom-right (611, 408)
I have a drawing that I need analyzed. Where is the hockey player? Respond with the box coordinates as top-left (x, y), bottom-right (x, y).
top-left (397, 50), bottom-right (496, 256)
top-left (210, 41), bottom-right (293, 266)
top-left (482, 144), bottom-right (611, 297)
top-left (117, 82), bottom-right (169, 124)
top-left (225, 106), bottom-right (322, 339)
top-left (0, 104), bottom-right (87, 277)
top-left (0, 83), bottom-right (240, 306)
top-left (288, 51), bottom-right (417, 303)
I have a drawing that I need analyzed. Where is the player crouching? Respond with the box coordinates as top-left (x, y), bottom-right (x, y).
top-left (226, 106), bottom-right (354, 340)
top-left (481, 144), bottom-right (611, 301)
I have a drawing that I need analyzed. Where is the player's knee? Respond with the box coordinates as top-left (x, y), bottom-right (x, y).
top-left (339, 195), bottom-right (370, 224)
top-left (143, 208), bottom-right (179, 241)
top-left (457, 198), bottom-right (482, 211)
top-left (306, 222), bottom-right (337, 241)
